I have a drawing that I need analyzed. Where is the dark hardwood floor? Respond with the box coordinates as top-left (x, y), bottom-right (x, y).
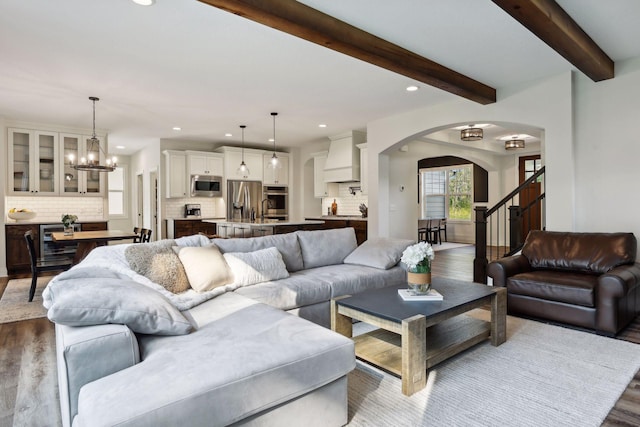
top-left (1, 247), bottom-right (639, 426)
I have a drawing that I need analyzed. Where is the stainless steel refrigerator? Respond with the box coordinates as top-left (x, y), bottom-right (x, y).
top-left (227, 180), bottom-right (263, 221)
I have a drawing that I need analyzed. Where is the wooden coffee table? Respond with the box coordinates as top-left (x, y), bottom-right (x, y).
top-left (331, 278), bottom-right (506, 396)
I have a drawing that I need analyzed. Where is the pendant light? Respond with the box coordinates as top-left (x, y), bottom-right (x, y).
top-left (70, 97), bottom-right (117, 172)
top-left (267, 112), bottom-right (281, 169)
top-left (460, 124), bottom-right (483, 141)
top-left (237, 125), bottom-right (250, 178)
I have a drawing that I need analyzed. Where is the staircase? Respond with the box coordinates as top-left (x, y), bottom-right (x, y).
top-left (473, 167), bottom-right (545, 283)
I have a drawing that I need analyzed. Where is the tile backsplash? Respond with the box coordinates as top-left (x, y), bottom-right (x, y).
top-left (5, 196), bottom-right (105, 223)
top-left (321, 183), bottom-right (368, 217)
top-left (164, 198), bottom-right (225, 219)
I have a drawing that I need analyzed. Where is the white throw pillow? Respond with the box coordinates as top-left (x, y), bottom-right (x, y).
top-left (173, 244), bottom-right (233, 292)
top-left (223, 246), bottom-right (289, 287)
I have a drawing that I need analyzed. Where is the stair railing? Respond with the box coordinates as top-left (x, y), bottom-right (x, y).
top-left (473, 166), bottom-right (545, 283)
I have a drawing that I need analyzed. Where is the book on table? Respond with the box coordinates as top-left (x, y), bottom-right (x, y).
top-left (397, 288), bottom-right (443, 301)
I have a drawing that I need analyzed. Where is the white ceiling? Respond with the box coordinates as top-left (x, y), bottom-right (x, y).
top-left (1, 0), bottom-right (640, 155)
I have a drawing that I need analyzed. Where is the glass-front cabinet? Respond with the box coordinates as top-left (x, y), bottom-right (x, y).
top-left (60, 133), bottom-right (105, 196)
top-left (8, 128), bottom-right (59, 195)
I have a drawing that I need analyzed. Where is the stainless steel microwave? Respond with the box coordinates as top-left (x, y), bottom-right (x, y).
top-left (190, 175), bottom-right (223, 197)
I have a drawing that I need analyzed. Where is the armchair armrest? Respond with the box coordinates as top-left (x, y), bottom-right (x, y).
top-left (487, 255), bottom-right (531, 287)
top-left (598, 263), bottom-right (640, 299)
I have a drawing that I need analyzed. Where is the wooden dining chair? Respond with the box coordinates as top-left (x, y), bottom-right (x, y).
top-left (133, 227), bottom-right (142, 243)
top-left (140, 228), bottom-right (152, 243)
top-left (24, 230), bottom-right (73, 302)
top-left (417, 219), bottom-right (430, 242)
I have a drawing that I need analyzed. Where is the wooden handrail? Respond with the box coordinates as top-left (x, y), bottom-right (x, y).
top-left (486, 166), bottom-right (545, 216)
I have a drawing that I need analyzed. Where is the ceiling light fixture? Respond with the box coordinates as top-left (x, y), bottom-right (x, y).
top-left (237, 125), bottom-right (250, 178)
top-left (406, 85), bottom-right (419, 92)
top-left (267, 112), bottom-right (281, 170)
top-left (460, 125), bottom-right (483, 141)
top-left (505, 138), bottom-right (525, 150)
top-left (131, 0), bottom-right (155, 6)
top-left (225, 133), bottom-right (232, 137)
top-left (172, 127), bottom-right (181, 131)
top-left (319, 124), bottom-right (327, 128)
top-left (70, 97), bottom-right (117, 173)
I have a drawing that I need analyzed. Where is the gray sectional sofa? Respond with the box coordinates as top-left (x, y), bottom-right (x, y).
top-left (43, 227), bottom-right (412, 427)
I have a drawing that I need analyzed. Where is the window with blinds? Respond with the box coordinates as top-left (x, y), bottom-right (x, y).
top-left (420, 165), bottom-right (472, 221)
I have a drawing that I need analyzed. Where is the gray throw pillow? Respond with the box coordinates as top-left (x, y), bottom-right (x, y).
top-left (223, 247), bottom-right (289, 287)
top-left (296, 227), bottom-right (358, 269)
top-left (343, 237), bottom-right (415, 269)
top-left (46, 278), bottom-right (193, 335)
top-left (125, 240), bottom-right (190, 294)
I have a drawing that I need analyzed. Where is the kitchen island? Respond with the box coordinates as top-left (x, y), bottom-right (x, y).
top-left (305, 216), bottom-right (368, 245)
top-left (205, 219), bottom-right (325, 238)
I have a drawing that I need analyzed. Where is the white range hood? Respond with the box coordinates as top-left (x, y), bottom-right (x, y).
top-left (323, 130), bottom-right (366, 183)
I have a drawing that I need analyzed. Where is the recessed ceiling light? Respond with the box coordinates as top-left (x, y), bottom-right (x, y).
top-left (116, 145), bottom-right (125, 150)
top-left (406, 85), bottom-right (419, 92)
top-left (132, 0), bottom-right (155, 5)
top-left (225, 133), bottom-right (233, 137)
top-left (268, 138), bottom-right (274, 142)
top-left (318, 124), bottom-right (327, 128)
top-left (172, 127), bottom-right (181, 131)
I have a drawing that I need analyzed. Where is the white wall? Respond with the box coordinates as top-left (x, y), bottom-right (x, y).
top-left (366, 72), bottom-right (573, 239)
top-left (131, 139), bottom-right (161, 236)
top-left (573, 57), bottom-right (640, 239)
top-left (386, 140), bottom-right (521, 241)
top-left (0, 116), bottom-right (6, 276)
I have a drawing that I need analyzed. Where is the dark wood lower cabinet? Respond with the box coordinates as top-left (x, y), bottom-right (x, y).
top-left (169, 220), bottom-right (217, 238)
top-left (5, 221), bottom-right (107, 276)
top-left (304, 219), bottom-right (367, 245)
top-left (6, 224), bottom-right (39, 276)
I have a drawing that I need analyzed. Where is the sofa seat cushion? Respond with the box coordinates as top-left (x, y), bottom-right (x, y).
top-left (298, 264), bottom-right (406, 298)
top-left (507, 270), bottom-right (598, 307)
top-left (234, 272), bottom-right (332, 311)
top-left (75, 297), bottom-right (355, 427)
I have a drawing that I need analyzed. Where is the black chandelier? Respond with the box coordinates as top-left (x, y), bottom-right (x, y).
top-left (70, 97), bottom-right (117, 172)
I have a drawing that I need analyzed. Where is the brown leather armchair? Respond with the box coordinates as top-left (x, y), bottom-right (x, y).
top-left (488, 230), bottom-right (640, 336)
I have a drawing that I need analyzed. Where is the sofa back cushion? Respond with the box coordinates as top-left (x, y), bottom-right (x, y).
top-left (297, 227), bottom-right (358, 269)
top-left (522, 230), bottom-right (637, 274)
top-left (211, 232), bottom-right (304, 272)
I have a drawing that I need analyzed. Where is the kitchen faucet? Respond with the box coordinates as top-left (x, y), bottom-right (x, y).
top-left (261, 199), bottom-right (273, 221)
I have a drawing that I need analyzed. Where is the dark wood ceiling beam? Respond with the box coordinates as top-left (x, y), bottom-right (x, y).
top-left (198, 0), bottom-right (496, 104)
top-left (492, 0), bottom-right (614, 81)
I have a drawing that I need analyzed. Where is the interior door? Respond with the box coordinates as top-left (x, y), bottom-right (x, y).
top-left (150, 170), bottom-right (158, 242)
top-left (519, 155), bottom-right (542, 241)
top-left (137, 173), bottom-right (144, 228)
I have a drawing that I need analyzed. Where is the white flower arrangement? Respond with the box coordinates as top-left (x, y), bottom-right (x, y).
top-left (400, 241), bottom-right (435, 273)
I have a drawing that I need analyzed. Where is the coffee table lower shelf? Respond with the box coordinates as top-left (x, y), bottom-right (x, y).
top-left (353, 314), bottom-right (491, 377)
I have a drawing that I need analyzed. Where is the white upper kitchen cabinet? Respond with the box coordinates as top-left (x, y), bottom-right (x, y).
top-left (164, 150), bottom-right (188, 198)
top-left (59, 133), bottom-right (106, 196)
top-left (312, 151), bottom-right (338, 198)
top-left (263, 153), bottom-right (289, 186)
top-left (357, 143), bottom-right (368, 195)
top-left (186, 151), bottom-right (224, 176)
top-left (217, 146), bottom-right (263, 182)
top-left (8, 128), bottom-right (59, 195)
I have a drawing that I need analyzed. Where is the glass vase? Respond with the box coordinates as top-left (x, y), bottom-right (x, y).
top-left (63, 226), bottom-right (74, 236)
top-left (407, 271), bottom-right (432, 295)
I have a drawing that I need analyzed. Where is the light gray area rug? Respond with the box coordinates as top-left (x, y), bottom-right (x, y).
top-left (347, 310), bottom-right (640, 427)
top-left (0, 277), bottom-right (50, 324)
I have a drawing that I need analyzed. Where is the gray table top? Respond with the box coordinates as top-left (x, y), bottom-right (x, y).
top-left (336, 277), bottom-right (496, 323)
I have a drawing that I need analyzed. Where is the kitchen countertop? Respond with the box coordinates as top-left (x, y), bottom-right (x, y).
top-left (166, 217), bottom-right (225, 221)
top-left (305, 216), bottom-right (367, 221)
top-left (5, 219), bottom-right (108, 226)
top-left (204, 219), bottom-right (325, 227)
